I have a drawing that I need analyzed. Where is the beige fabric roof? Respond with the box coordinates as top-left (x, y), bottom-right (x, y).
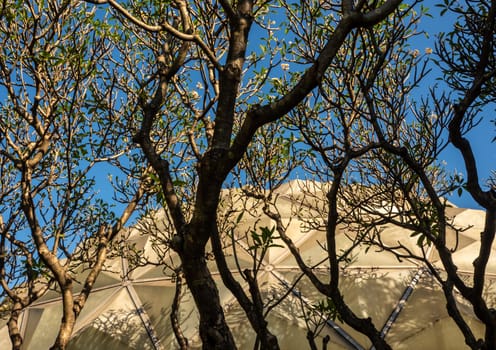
top-left (0, 180), bottom-right (493, 349)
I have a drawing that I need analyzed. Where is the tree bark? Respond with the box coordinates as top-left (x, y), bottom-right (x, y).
top-left (7, 302), bottom-right (24, 350)
top-left (181, 253), bottom-right (236, 349)
top-left (49, 281), bottom-right (76, 350)
top-left (171, 270), bottom-right (189, 350)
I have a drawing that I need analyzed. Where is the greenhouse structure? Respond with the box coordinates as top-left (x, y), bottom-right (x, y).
top-left (0, 180), bottom-right (494, 349)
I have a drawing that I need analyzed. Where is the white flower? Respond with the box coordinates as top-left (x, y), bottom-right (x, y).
top-left (281, 63), bottom-right (290, 71)
top-left (190, 90), bottom-right (199, 99)
top-left (196, 82), bottom-right (203, 89)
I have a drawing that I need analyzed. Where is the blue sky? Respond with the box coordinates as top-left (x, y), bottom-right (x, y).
top-left (413, 5), bottom-right (495, 209)
top-left (1, 1), bottom-right (493, 215)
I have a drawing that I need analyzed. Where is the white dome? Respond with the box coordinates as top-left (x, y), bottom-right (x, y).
top-left (1, 180), bottom-right (493, 349)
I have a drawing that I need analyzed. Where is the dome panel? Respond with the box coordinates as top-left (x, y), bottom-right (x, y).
top-left (335, 235), bottom-right (417, 269)
top-left (130, 264), bottom-right (171, 280)
top-left (373, 225), bottom-right (426, 259)
top-left (68, 288), bottom-right (157, 349)
top-left (277, 228), bottom-right (328, 268)
top-left (225, 293), bottom-right (355, 350)
top-left (23, 304), bottom-right (61, 350)
top-left (69, 261), bottom-right (123, 294)
top-left (205, 239), bottom-right (254, 272)
top-left (67, 320), bottom-right (155, 350)
top-left (72, 286), bottom-right (123, 334)
top-left (451, 209), bottom-right (485, 236)
top-left (279, 269), bottom-right (414, 348)
top-left (132, 280), bottom-right (198, 347)
top-left (436, 242), bottom-right (496, 274)
top-left (0, 319), bottom-right (10, 349)
top-left (429, 228), bottom-right (476, 264)
top-left (386, 274), bottom-right (485, 349)
top-left (390, 316), bottom-right (484, 350)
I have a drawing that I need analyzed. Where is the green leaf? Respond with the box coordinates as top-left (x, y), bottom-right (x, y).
top-left (236, 211), bottom-right (244, 224)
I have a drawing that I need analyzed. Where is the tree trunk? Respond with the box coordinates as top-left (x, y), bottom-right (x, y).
top-left (7, 302), bottom-right (23, 350)
top-left (181, 254), bottom-right (236, 350)
top-left (50, 285), bottom-right (76, 350)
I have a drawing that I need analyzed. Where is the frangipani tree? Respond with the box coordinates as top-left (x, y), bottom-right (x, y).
top-left (279, 0), bottom-right (496, 349)
top-left (75, 0), bottom-right (414, 349)
top-left (2, 0), bottom-right (495, 349)
top-left (0, 1), bottom-right (148, 349)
